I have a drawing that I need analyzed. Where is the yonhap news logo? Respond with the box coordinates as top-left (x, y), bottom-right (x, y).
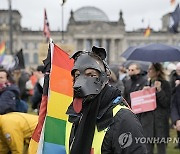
top-left (118, 132), bottom-right (133, 148)
top-left (118, 132), bottom-right (180, 148)
top-left (135, 137), bottom-right (180, 144)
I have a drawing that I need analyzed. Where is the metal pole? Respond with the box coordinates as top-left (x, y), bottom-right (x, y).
top-left (8, 0), bottom-right (13, 55)
top-left (61, 4), bottom-right (64, 43)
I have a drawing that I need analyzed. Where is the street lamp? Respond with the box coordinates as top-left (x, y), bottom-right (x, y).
top-left (60, 0), bottom-right (66, 43)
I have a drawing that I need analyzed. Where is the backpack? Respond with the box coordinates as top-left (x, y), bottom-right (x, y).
top-left (16, 98), bottom-right (28, 113)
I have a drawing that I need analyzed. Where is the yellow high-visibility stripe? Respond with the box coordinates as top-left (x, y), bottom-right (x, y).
top-left (65, 104), bottom-right (129, 154)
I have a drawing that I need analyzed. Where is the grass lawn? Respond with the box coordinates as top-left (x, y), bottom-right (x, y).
top-left (166, 128), bottom-right (180, 154)
top-left (153, 128), bottom-right (180, 154)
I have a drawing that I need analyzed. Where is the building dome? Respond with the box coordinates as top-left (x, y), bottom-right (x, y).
top-left (74, 6), bottom-right (109, 22)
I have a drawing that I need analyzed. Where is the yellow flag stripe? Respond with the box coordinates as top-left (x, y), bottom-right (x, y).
top-left (47, 90), bottom-right (72, 120)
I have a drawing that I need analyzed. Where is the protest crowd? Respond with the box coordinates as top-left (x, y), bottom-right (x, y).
top-left (2, 0), bottom-right (180, 153)
top-left (0, 42), bottom-right (179, 154)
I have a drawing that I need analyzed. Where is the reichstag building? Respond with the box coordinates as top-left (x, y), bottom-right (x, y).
top-left (0, 6), bottom-right (179, 67)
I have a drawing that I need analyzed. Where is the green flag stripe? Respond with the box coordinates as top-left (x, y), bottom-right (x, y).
top-left (44, 116), bottom-right (66, 145)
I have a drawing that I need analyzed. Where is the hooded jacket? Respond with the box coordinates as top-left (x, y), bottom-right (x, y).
top-left (0, 84), bottom-right (20, 114)
top-left (66, 86), bottom-right (147, 154)
top-left (0, 112), bottom-right (38, 154)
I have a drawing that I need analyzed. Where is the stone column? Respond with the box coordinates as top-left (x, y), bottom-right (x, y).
top-left (102, 38), bottom-right (106, 47)
top-left (115, 39), bottom-right (120, 63)
top-left (92, 38), bottom-right (96, 46)
top-left (75, 39), bottom-right (78, 51)
top-left (83, 38), bottom-right (86, 50)
top-left (110, 39), bottom-right (115, 63)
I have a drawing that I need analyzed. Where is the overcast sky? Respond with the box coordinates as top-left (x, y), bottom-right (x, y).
top-left (0, 0), bottom-right (178, 31)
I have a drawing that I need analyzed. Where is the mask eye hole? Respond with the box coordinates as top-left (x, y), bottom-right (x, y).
top-left (85, 68), bottom-right (100, 78)
top-left (74, 70), bottom-right (80, 79)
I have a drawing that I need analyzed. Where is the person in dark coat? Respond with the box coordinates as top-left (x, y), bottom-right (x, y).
top-left (66, 46), bottom-right (147, 154)
top-left (169, 62), bottom-right (180, 93)
top-left (141, 63), bottom-right (171, 154)
top-left (13, 69), bottom-right (30, 102)
top-left (123, 63), bottom-right (147, 106)
top-left (18, 70), bottom-right (30, 102)
top-left (0, 69), bottom-right (20, 114)
top-left (170, 62), bottom-right (180, 149)
top-left (31, 65), bottom-right (44, 114)
top-left (109, 65), bottom-right (124, 95)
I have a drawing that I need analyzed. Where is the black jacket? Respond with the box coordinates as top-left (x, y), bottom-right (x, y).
top-left (0, 84), bottom-right (20, 114)
top-left (67, 98), bottom-right (147, 154)
top-left (169, 70), bottom-right (180, 93)
top-left (171, 84), bottom-right (180, 124)
top-left (138, 80), bottom-right (171, 138)
top-left (123, 74), bottom-right (147, 105)
top-left (31, 82), bottom-right (43, 111)
top-left (102, 108), bottom-right (147, 154)
top-left (18, 71), bottom-right (30, 101)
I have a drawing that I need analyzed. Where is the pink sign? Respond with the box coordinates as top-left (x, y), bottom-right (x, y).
top-left (130, 87), bottom-right (157, 114)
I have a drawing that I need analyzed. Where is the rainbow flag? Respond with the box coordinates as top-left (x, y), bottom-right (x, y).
top-left (0, 42), bottom-right (5, 63)
top-left (29, 40), bottom-right (74, 153)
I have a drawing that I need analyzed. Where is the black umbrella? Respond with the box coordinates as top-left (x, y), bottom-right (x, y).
top-left (121, 43), bottom-right (180, 62)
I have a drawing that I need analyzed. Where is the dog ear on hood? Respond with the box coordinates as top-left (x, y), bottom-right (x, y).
top-left (91, 46), bottom-right (107, 60)
top-left (70, 51), bottom-right (84, 61)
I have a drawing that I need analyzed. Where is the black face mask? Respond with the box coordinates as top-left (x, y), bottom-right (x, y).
top-left (72, 53), bottom-right (108, 98)
top-left (70, 47), bottom-right (109, 114)
top-left (73, 74), bottom-right (106, 98)
top-left (130, 74), bottom-right (140, 80)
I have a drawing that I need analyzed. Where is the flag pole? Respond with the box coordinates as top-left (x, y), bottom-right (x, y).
top-left (61, 1), bottom-right (64, 43)
top-left (8, 0), bottom-right (13, 55)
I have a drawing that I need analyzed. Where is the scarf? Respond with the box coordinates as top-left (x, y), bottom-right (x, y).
top-left (67, 84), bottom-right (121, 154)
top-left (0, 82), bottom-right (11, 93)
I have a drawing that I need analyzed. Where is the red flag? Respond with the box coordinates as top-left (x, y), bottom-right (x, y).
top-left (43, 9), bottom-right (50, 41)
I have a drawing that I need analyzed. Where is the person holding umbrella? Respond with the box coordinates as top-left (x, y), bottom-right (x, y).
top-left (142, 63), bottom-right (171, 154)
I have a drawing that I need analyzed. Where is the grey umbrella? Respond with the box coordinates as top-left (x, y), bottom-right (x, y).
top-left (121, 43), bottom-right (180, 62)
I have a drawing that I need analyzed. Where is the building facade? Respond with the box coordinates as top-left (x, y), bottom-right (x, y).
top-left (0, 7), bottom-right (180, 67)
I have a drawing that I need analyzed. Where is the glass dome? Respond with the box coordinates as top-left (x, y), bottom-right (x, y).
top-left (74, 6), bottom-right (109, 22)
